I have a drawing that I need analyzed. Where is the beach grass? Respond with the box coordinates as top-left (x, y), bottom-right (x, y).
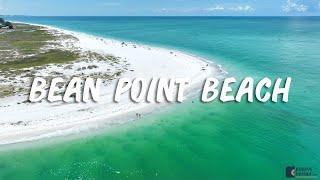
top-left (0, 85), bottom-right (15, 98)
top-left (0, 23), bottom-right (79, 70)
top-left (0, 23), bottom-right (124, 99)
top-left (0, 50), bottom-right (79, 70)
top-left (0, 24), bottom-right (54, 54)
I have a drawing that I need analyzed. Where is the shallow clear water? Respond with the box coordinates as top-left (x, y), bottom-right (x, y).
top-left (1, 16), bottom-right (319, 179)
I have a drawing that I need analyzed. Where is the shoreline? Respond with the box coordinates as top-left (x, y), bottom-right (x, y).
top-left (0, 22), bottom-right (220, 146)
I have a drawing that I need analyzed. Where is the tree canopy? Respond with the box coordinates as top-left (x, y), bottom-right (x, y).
top-left (0, 18), bottom-right (5, 25)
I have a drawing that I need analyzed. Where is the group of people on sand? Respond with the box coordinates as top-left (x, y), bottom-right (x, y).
top-left (136, 113), bottom-right (142, 119)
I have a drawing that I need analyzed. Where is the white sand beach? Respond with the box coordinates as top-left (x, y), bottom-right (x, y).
top-left (0, 23), bottom-right (219, 145)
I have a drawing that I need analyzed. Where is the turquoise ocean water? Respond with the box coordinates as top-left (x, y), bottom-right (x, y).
top-left (1, 16), bottom-right (319, 179)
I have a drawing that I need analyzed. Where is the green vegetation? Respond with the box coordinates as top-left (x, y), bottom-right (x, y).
top-left (0, 23), bottom-right (125, 98)
top-left (0, 85), bottom-right (15, 98)
top-left (0, 24), bottom-right (54, 54)
top-left (0, 29), bottom-right (54, 54)
top-left (0, 50), bottom-right (78, 70)
top-left (0, 23), bottom-right (79, 70)
top-left (0, 23), bottom-right (80, 98)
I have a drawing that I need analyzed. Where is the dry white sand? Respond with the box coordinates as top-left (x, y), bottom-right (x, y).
top-left (0, 24), bottom-right (219, 145)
